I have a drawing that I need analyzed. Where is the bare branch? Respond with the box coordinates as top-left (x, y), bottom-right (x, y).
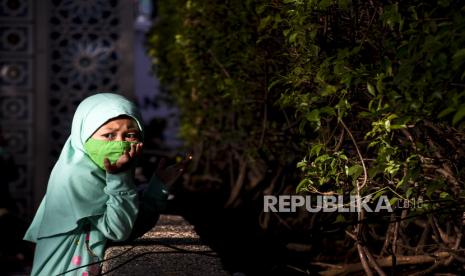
top-left (319, 252), bottom-right (451, 276)
top-left (356, 243), bottom-right (374, 276)
top-left (362, 246), bottom-right (387, 276)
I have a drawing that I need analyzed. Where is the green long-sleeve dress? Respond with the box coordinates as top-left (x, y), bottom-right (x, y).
top-left (25, 172), bottom-right (167, 276)
top-left (23, 93), bottom-right (168, 276)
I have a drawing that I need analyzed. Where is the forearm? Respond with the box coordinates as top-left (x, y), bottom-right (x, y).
top-left (125, 174), bottom-right (168, 241)
top-left (89, 171), bottom-right (139, 241)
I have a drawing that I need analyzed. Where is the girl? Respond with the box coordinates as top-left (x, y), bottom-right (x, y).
top-left (24, 93), bottom-right (177, 275)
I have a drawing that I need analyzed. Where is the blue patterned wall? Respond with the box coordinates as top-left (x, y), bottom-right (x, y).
top-left (0, 0), bottom-right (134, 219)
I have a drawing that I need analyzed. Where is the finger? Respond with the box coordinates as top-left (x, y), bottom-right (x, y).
top-left (136, 142), bottom-right (143, 156)
top-left (128, 143), bottom-right (136, 158)
top-left (122, 149), bottom-right (131, 162)
top-left (114, 150), bottom-right (130, 169)
top-left (103, 157), bottom-right (113, 171)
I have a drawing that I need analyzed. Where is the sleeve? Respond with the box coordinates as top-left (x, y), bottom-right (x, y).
top-left (125, 174), bottom-right (169, 241)
top-left (88, 171), bottom-right (139, 242)
top-left (140, 174), bottom-right (169, 213)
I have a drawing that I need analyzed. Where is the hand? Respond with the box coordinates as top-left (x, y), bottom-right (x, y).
top-left (155, 153), bottom-right (192, 186)
top-left (104, 143), bottom-right (143, 174)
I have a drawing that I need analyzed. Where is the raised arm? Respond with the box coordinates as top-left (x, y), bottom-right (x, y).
top-left (88, 171), bottom-right (139, 241)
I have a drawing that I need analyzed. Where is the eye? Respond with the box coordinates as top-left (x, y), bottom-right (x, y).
top-left (125, 132), bottom-right (139, 141)
top-left (102, 133), bottom-right (116, 140)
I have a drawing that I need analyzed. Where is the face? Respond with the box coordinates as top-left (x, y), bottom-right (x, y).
top-left (90, 116), bottom-right (140, 142)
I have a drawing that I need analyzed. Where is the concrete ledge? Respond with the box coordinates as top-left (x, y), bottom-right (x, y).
top-left (102, 215), bottom-right (230, 276)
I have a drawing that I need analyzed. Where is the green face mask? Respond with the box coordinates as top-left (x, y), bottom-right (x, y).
top-left (84, 138), bottom-right (136, 170)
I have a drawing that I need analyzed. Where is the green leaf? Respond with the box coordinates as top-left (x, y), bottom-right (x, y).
top-left (289, 32), bottom-right (298, 44)
top-left (390, 124), bottom-right (406, 130)
top-left (367, 82), bottom-right (376, 96)
top-left (296, 179), bottom-right (310, 193)
top-left (406, 187), bottom-right (413, 198)
top-left (319, 0), bottom-right (332, 9)
top-left (384, 119), bottom-right (391, 132)
top-left (322, 85), bottom-right (337, 96)
top-left (258, 15), bottom-right (273, 32)
top-left (335, 214), bottom-right (346, 223)
top-left (347, 164), bottom-right (363, 179)
top-left (337, 0), bottom-right (350, 10)
top-left (452, 49), bottom-right (465, 68)
top-left (389, 197), bottom-right (399, 206)
top-left (452, 104), bottom-right (465, 125)
top-left (310, 144), bottom-right (323, 157)
top-left (372, 189), bottom-right (386, 200)
top-left (306, 109), bottom-right (320, 122)
top-left (438, 107), bottom-right (455, 119)
top-left (386, 114), bottom-right (398, 121)
top-left (315, 154), bottom-right (330, 163)
top-left (451, 49), bottom-right (465, 64)
top-left (440, 192), bottom-right (449, 199)
top-left (319, 106), bottom-right (336, 116)
top-left (268, 79), bottom-right (281, 91)
top-left (297, 160), bottom-right (307, 168)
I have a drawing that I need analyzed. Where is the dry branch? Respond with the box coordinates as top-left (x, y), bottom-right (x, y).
top-left (318, 252), bottom-right (451, 276)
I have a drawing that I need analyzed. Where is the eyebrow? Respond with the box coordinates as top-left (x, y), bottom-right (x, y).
top-left (102, 127), bottom-right (139, 131)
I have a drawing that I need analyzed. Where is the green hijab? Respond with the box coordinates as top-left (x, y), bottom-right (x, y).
top-left (25, 93), bottom-right (143, 240)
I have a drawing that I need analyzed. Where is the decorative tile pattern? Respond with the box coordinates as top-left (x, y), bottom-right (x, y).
top-left (0, 0), bottom-right (33, 218)
top-left (0, 0), bottom-right (31, 19)
top-left (0, 25), bottom-right (31, 53)
top-left (0, 59), bottom-right (32, 89)
top-left (0, 94), bottom-right (31, 122)
top-left (49, 0), bottom-right (120, 158)
top-left (0, 0), bottom-right (132, 219)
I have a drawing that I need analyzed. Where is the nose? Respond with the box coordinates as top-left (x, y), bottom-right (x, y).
top-left (115, 133), bottom-right (125, 141)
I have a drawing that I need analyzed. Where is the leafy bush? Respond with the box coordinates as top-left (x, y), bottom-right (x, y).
top-left (148, 0), bottom-right (465, 273)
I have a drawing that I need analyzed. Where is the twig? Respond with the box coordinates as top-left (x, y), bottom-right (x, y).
top-left (339, 119), bottom-right (371, 275)
top-left (357, 243), bottom-right (374, 276)
top-left (286, 242), bottom-right (313, 253)
top-left (339, 120), bottom-right (368, 190)
top-left (359, 7), bottom-right (377, 47)
top-left (190, 141), bottom-right (203, 172)
top-left (319, 252), bottom-right (451, 276)
top-left (415, 223), bottom-right (430, 255)
top-left (224, 155), bottom-right (247, 208)
top-left (207, 49), bottom-right (231, 78)
top-left (333, 128), bottom-right (345, 152)
top-left (259, 96), bottom-right (268, 148)
top-left (228, 151), bottom-right (235, 193)
top-left (380, 217), bottom-right (393, 256)
top-left (263, 166), bottom-right (284, 195)
top-left (345, 230), bottom-right (357, 241)
top-left (259, 65), bottom-right (268, 147)
top-left (444, 225), bottom-right (462, 266)
top-left (409, 262), bottom-right (441, 276)
top-left (311, 262), bottom-right (343, 270)
top-left (430, 216), bottom-right (449, 245)
top-left (286, 264), bottom-right (310, 274)
top-left (362, 246), bottom-right (386, 276)
top-left (391, 219), bottom-right (400, 272)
